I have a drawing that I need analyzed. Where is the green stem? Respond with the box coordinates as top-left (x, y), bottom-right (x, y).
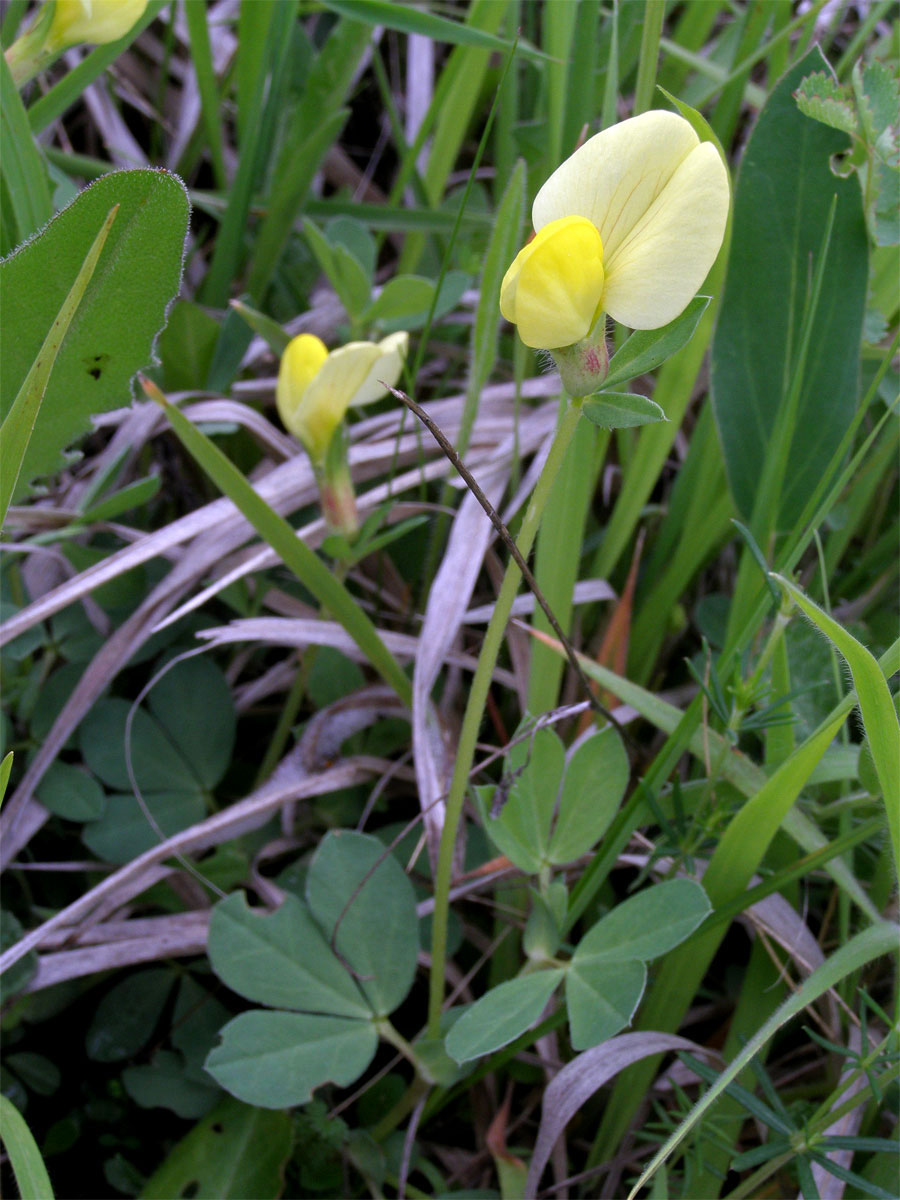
top-left (426, 397), bottom-right (584, 1036)
top-left (633, 0), bottom-right (665, 115)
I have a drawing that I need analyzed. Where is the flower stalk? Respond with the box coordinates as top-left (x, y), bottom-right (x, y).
top-left (427, 396), bottom-right (585, 1036)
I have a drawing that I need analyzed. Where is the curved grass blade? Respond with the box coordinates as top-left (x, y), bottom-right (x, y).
top-left (145, 380), bottom-right (411, 707)
top-left (0, 204), bottom-right (117, 527)
top-left (628, 920), bottom-right (900, 1199)
top-left (772, 572), bottom-right (900, 880)
top-left (0, 1095), bottom-right (54, 1200)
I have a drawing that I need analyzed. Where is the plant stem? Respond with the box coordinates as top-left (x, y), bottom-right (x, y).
top-left (633, 0), bottom-right (665, 115)
top-left (426, 397), bottom-right (584, 1036)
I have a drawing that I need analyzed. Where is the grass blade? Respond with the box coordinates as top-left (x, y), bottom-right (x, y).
top-left (145, 380), bottom-right (411, 707)
top-left (0, 53), bottom-right (50, 252)
top-left (0, 1095), bottom-right (54, 1200)
top-left (628, 921), bottom-right (900, 1199)
top-left (0, 205), bottom-right (117, 526)
top-left (772, 573), bottom-right (900, 880)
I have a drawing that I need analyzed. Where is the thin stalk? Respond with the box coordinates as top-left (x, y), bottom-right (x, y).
top-left (426, 399), bottom-right (584, 1036)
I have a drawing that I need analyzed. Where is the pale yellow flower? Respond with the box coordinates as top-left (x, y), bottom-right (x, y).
top-left (501, 111), bottom-right (729, 349)
top-left (276, 332), bottom-right (408, 463)
top-left (47, 0), bottom-right (147, 48)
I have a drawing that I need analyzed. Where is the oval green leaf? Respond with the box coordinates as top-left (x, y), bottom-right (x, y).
top-left (582, 392), bottom-right (667, 429)
top-left (306, 830), bottom-right (419, 1017)
top-left (205, 1010), bottom-right (378, 1109)
top-left (207, 891), bottom-right (371, 1018)
top-left (0, 169), bottom-right (189, 500)
top-left (573, 879), bottom-right (711, 965)
top-left (445, 969), bottom-right (565, 1064)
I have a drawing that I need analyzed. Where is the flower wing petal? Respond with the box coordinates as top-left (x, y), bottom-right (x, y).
top-left (532, 111), bottom-right (700, 260)
top-left (500, 217), bottom-right (605, 349)
top-left (347, 331), bottom-right (409, 407)
top-left (601, 141), bottom-right (729, 329)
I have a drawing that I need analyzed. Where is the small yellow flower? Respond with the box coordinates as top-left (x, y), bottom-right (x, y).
top-left (501, 111), bottom-right (729, 350)
top-left (47, 0), bottom-right (147, 49)
top-left (276, 331), bottom-right (408, 463)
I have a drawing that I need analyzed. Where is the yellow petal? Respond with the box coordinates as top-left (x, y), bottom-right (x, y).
top-left (601, 141), bottom-right (729, 329)
top-left (532, 111), bottom-right (700, 260)
top-left (499, 216), bottom-right (605, 350)
top-left (347, 331), bottom-right (409, 407)
top-left (48, 0), bottom-right (147, 48)
top-left (294, 341), bottom-right (383, 460)
top-left (276, 333), bottom-right (328, 441)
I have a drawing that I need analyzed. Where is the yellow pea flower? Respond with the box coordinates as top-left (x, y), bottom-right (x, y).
top-left (47, 0), bottom-right (148, 48)
top-left (501, 111), bottom-right (729, 351)
top-left (5, 0), bottom-right (147, 86)
top-left (276, 331), bottom-right (408, 464)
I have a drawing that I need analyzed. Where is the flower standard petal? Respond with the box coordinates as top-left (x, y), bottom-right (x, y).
top-left (601, 141), bottom-right (729, 329)
top-left (532, 111), bottom-right (701, 260)
top-left (500, 216), bottom-right (605, 350)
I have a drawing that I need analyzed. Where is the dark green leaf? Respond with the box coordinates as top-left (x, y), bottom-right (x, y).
top-left (306, 830), bottom-right (419, 1016)
top-left (142, 1096), bottom-right (292, 1199)
top-left (207, 891), bottom-right (371, 1018)
top-left (205, 1010), bottom-right (378, 1109)
top-left (444, 970), bottom-right (565, 1063)
top-left (711, 48), bottom-right (868, 525)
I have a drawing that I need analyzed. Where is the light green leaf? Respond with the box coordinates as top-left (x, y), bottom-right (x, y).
top-left (207, 891), bottom-right (371, 1018)
top-left (0, 1095), bottom-right (54, 1200)
top-left (205, 1010), bottom-right (378, 1109)
top-left (142, 1096), bottom-right (292, 1199)
top-left (445, 969), bottom-right (565, 1064)
top-left (0, 751), bottom-right (13, 808)
top-left (565, 959), bottom-right (646, 1050)
top-left (361, 275), bottom-right (435, 323)
top-left (307, 830), bottom-right (419, 1017)
top-left (0, 170), bottom-right (189, 504)
top-left (303, 218), bottom-right (371, 318)
top-left (582, 393), bottom-right (666, 429)
top-left (601, 296), bottom-right (711, 392)
top-left (547, 727), bottom-right (629, 865)
top-left (480, 728), bottom-right (566, 874)
top-left (794, 71), bottom-right (858, 133)
top-left (573, 880), bottom-right (712, 965)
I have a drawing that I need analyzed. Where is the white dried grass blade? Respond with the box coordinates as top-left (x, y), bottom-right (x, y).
top-left (0, 760), bottom-right (379, 977)
top-left (195, 617), bottom-right (518, 691)
top-left (464, 578), bottom-right (616, 624)
top-left (526, 1032), bottom-right (721, 1198)
top-left (413, 465), bottom-right (510, 869)
top-left (25, 911), bottom-right (210, 992)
